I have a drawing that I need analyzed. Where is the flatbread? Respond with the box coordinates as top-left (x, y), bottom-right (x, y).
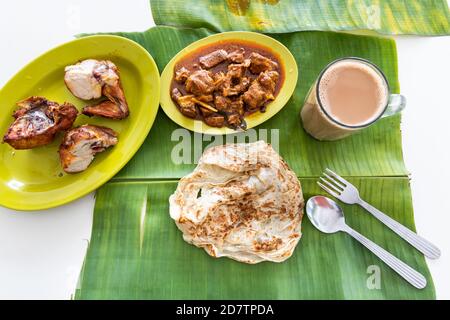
top-left (169, 141), bottom-right (304, 264)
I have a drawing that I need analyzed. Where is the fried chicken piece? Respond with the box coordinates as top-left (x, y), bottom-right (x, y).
top-left (82, 101), bottom-right (120, 119)
top-left (175, 67), bottom-right (190, 83)
top-left (171, 88), bottom-right (198, 118)
top-left (185, 70), bottom-right (215, 95)
top-left (243, 71), bottom-right (279, 111)
top-left (199, 49), bottom-right (228, 69)
top-left (249, 52), bottom-right (278, 74)
top-left (3, 97), bottom-right (78, 150)
top-left (59, 125), bottom-right (118, 173)
top-left (64, 59), bottom-right (129, 119)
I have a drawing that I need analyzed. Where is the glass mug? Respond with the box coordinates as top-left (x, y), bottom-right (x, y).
top-left (300, 57), bottom-right (406, 141)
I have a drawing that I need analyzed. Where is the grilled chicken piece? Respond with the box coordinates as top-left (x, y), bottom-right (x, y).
top-left (249, 52), bottom-right (278, 74)
top-left (199, 49), bottom-right (228, 69)
top-left (174, 67), bottom-right (190, 83)
top-left (64, 59), bottom-right (129, 119)
top-left (59, 125), bottom-right (118, 173)
top-left (185, 70), bottom-right (215, 95)
top-left (171, 88), bottom-right (198, 118)
top-left (243, 71), bottom-right (279, 111)
top-left (82, 77), bottom-right (129, 120)
top-left (3, 97), bottom-right (78, 149)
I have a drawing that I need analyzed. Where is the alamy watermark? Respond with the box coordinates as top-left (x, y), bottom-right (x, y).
top-left (170, 127), bottom-right (280, 165)
top-left (365, 4), bottom-right (381, 30)
top-left (366, 265), bottom-right (381, 290)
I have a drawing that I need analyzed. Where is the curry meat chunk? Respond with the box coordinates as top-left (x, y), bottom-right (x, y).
top-left (214, 95), bottom-right (244, 116)
top-left (227, 48), bottom-right (245, 63)
top-left (175, 67), bottom-right (190, 83)
top-left (171, 88), bottom-right (198, 118)
top-left (249, 52), bottom-right (278, 74)
top-left (203, 114), bottom-right (226, 127)
top-left (215, 59), bottom-right (251, 97)
top-left (227, 99), bottom-right (246, 129)
top-left (196, 94), bottom-right (214, 102)
top-left (199, 49), bottom-right (228, 69)
top-left (227, 59), bottom-right (250, 78)
top-left (214, 95), bottom-right (246, 129)
top-left (243, 70), bottom-right (279, 111)
top-left (199, 106), bottom-right (225, 127)
top-left (185, 70), bottom-right (215, 95)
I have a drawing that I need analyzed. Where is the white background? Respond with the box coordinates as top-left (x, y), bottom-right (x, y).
top-left (0, 0), bottom-right (449, 299)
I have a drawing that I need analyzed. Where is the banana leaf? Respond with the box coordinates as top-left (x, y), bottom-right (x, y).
top-left (104, 26), bottom-right (406, 180)
top-left (75, 178), bottom-right (435, 299)
top-left (74, 25), bottom-right (435, 299)
top-left (150, 0), bottom-right (450, 35)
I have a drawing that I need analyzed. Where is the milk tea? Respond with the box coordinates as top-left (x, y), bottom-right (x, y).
top-left (301, 58), bottom-right (388, 141)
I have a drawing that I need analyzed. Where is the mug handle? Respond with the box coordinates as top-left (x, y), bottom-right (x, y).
top-left (381, 94), bottom-right (406, 118)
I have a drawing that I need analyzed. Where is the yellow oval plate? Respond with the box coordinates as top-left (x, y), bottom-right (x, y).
top-left (0, 35), bottom-right (160, 211)
top-left (160, 31), bottom-right (298, 135)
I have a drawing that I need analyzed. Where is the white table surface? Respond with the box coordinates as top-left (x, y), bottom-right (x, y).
top-left (0, 0), bottom-right (449, 300)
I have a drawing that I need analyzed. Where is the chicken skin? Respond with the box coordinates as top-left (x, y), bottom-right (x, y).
top-left (64, 59), bottom-right (129, 119)
top-left (59, 125), bottom-right (118, 173)
top-left (3, 96), bottom-right (78, 149)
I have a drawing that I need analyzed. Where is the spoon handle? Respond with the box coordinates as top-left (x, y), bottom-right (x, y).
top-left (342, 225), bottom-right (427, 289)
top-left (358, 199), bottom-right (441, 259)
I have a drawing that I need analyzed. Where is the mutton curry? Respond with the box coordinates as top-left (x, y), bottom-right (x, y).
top-left (170, 40), bottom-right (284, 129)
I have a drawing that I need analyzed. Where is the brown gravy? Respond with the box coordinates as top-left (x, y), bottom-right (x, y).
top-left (170, 39), bottom-right (285, 127)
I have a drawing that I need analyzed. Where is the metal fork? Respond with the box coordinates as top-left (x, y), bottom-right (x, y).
top-left (318, 168), bottom-right (441, 259)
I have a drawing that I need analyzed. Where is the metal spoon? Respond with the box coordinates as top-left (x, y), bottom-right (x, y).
top-left (306, 196), bottom-right (427, 289)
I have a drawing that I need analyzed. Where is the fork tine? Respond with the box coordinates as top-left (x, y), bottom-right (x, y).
top-left (325, 168), bottom-right (349, 186)
top-left (317, 181), bottom-right (340, 198)
top-left (323, 172), bottom-right (345, 189)
top-left (319, 177), bottom-right (342, 193)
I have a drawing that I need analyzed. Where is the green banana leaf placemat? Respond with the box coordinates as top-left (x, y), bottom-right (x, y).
top-left (150, 0), bottom-right (450, 35)
top-left (75, 178), bottom-right (434, 299)
top-left (74, 25), bottom-right (436, 299)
